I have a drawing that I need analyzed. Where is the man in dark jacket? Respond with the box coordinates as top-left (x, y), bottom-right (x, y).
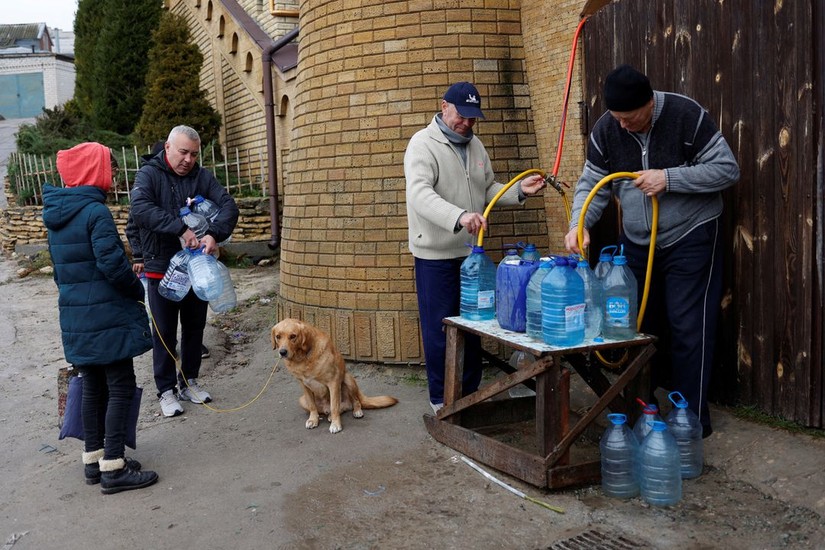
top-left (564, 65), bottom-right (740, 437)
top-left (130, 125), bottom-right (239, 417)
top-left (44, 141), bottom-right (158, 494)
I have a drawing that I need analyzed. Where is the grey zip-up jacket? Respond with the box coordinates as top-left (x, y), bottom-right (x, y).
top-left (570, 91), bottom-right (740, 247)
top-left (405, 115), bottom-right (523, 260)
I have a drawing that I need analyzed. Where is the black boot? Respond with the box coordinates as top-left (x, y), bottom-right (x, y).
top-left (99, 458), bottom-right (158, 494)
top-left (85, 454), bottom-right (143, 485)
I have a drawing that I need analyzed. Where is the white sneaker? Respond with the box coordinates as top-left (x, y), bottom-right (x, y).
top-left (179, 379), bottom-right (212, 404)
top-left (430, 402), bottom-right (443, 414)
top-left (159, 390), bottom-right (184, 417)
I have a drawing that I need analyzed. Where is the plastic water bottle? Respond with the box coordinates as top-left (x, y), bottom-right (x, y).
top-left (602, 247), bottom-right (638, 340)
top-left (138, 272), bottom-right (150, 316)
top-left (209, 260), bottom-right (237, 313)
top-left (525, 258), bottom-right (554, 340)
top-left (460, 245), bottom-right (496, 321)
top-left (600, 413), bottom-right (639, 499)
top-left (187, 248), bottom-right (223, 301)
top-left (189, 195), bottom-right (220, 222)
top-left (496, 251), bottom-right (538, 332)
top-left (594, 245), bottom-right (617, 280)
top-left (540, 257), bottom-right (585, 347)
top-left (637, 420), bottom-right (682, 506)
top-left (158, 249), bottom-right (192, 302)
top-left (519, 242), bottom-right (541, 263)
top-left (633, 403), bottom-right (663, 443)
top-left (179, 207), bottom-right (209, 238)
top-left (666, 391), bottom-right (704, 479)
top-left (575, 258), bottom-right (602, 340)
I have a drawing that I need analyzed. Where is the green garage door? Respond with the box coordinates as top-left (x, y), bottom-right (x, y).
top-left (0, 73), bottom-right (45, 119)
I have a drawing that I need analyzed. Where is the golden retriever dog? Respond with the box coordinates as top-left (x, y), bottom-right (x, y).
top-left (271, 318), bottom-right (398, 434)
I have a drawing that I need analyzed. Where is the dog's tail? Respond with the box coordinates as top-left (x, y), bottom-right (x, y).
top-left (360, 394), bottom-right (399, 409)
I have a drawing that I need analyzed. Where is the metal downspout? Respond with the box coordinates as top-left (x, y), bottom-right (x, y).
top-left (262, 27), bottom-right (299, 250)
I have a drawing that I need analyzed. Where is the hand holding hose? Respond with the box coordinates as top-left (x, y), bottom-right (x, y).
top-left (564, 226), bottom-right (589, 255)
top-left (519, 174), bottom-right (547, 196)
top-left (459, 212), bottom-right (488, 236)
top-left (633, 169), bottom-right (666, 197)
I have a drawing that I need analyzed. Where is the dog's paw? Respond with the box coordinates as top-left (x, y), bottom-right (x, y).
top-left (306, 416), bottom-right (319, 429)
top-left (329, 422), bottom-right (342, 434)
top-left (353, 409), bottom-right (364, 419)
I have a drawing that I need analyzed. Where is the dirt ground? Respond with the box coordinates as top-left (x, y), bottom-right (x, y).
top-left (1, 252), bottom-right (824, 550)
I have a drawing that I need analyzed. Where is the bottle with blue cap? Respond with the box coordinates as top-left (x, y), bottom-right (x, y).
top-left (637, 420), bottom-right (682, 506)
top-left (525, 257), bottom-right (554, 340)
top-left (159, 249), bottom-right (192, 302)
top-left (460, 245), bottom-right (496, 321)
top-left (540, 256), bottom-right (585, 347)
top-left (665, 391), bottom-right (704, 479)
top-left (600, 413), bottom-right (639, 499)
top-left (518, 242), bottom-right (541, 263)
top-left (496, 248), bottom-right (537, 332)
top-left (179, 206), bottom-right (209, 239)
top-left (575, 256), bottom-right (602, 340)
top-left (187, 247), bottom-right (223, 302)
top-left (189, 194), bottom-right (220, 222)
top-left (602, 245), bottom-right (638, 340)
top-left (594, 245), bottom-right (617, 281)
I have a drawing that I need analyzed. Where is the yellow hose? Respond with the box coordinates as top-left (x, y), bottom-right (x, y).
top-left (476, 169), bottom-right (546, 248)
top-left (576, 171), bottom-right (658, 331)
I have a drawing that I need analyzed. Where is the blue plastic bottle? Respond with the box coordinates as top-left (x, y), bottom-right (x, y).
top-left (460, 245), bottom-right (496, 321)
top-left (519, 242), bottom-right (541, 263)
top-left (600, 413), bottom-right (639, 499)
top-left (633, 403), bottom-right (663, 443)
top-left (602, 247), bottom-right (638, 340)
top-left (637, 420), bottom-right (682, 506)
top-left (540, 257), bottom-right (585, 347)
top-left (159, 249), bottom-right (192, 302)
top-left (665, 391), bottom-right (704, 479)
top-left (209, 260), bottom-right (237, 313)
top-left (496, 251), bottom-right (538, 332)
top-left (187, 248), bottom-right (223, 302)
top-left (525, 258), bottom-right (554, 340)
top-left (575, 258), bottom-right (602, 340)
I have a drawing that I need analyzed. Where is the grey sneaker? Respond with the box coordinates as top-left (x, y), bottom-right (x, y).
top-left (179, 379), bottom-right (212, 404)
top-left (159, 389), bottom-right (184, 417)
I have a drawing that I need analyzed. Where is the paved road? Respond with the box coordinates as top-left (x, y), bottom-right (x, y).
top-left (0, 117), bottom-right (35, 209)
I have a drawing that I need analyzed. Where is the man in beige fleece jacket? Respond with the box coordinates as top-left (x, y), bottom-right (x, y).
top-left (404, 81), bottom-right (546, 413)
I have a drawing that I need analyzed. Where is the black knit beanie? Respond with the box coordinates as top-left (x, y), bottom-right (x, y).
top-left (604, 64), bottom-right (653, 112)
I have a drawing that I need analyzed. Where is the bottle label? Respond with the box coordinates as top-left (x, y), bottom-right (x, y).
top-left (477, 290), bottom-right (495, 308)
top-left (565, 303), bottom-right (585, 331)
top-left (165, 271), bottom-right (189, 292)
top-left (606, 296), bottom-right (630, 327)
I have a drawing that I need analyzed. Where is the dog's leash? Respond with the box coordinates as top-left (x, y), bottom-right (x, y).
top-left (143, 300), bottom-right (281, 413)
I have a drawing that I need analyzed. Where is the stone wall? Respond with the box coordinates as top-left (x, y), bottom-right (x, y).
top-left (0, 194), bottom-right (273, 255)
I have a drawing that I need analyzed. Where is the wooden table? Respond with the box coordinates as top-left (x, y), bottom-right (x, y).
top-left (423, 317), bottom-right (656, 489)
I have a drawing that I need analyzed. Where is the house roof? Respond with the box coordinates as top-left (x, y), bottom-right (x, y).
top-left (0, 23), bottom-right (49, 50)
top-left (272, 43), bottom-right (298, 72)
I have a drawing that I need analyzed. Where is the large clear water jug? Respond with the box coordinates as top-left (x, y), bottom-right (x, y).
top-left (602, 247), bottom-right (638, 340)
top-left (496, 252), bottom-right (538, 332)
top-left (519, 242), bottom-right (541, 263)
top-left (540, 257), bottom-right (585, 347)
top-left (158, 249), bottom-right (192, 302)
top-left (525, 258), bottom-right (554, 340)
top-left (209, 260), bottom-right (237, 313)
top-left (460, 245), bottom-right (496, 321)
top-left (575, 258), bottom-right (602, 340)
top-left (637, 420), bottom-right (682, 506)
top-left (665, 391), bottom-right (704, 479)
top-left (600, 413), bottom-right (639, 499)
top-left (594, 245), bottom-right (618, 280)
top-left (189, 194), bottom-right (220, 222)
top-left (188, 248), bottom-right (223, 302)
top-left (179, 206), bottom-right (209, 240)
top-left (633, 402), bottom-right (663, 443)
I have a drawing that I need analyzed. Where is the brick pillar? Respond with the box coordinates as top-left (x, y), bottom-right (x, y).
top-left (279, 0), bottom-right (547, 362)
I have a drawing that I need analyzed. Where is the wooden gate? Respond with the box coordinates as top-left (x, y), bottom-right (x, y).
top-left (580, 0), bottom-right (823, 427)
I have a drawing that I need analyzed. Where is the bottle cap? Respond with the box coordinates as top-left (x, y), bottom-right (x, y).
top-left (607, 413), bottom-right (627, 425)
top-left (599, 245), bottom-right (618, 262)
top-left (179, 207), bottom-right (192, 216)
top-left (668, 391), bottom-right (689, 409)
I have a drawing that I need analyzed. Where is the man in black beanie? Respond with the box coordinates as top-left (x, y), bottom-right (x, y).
top-left (564, 64), bottom-right (740, 438)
